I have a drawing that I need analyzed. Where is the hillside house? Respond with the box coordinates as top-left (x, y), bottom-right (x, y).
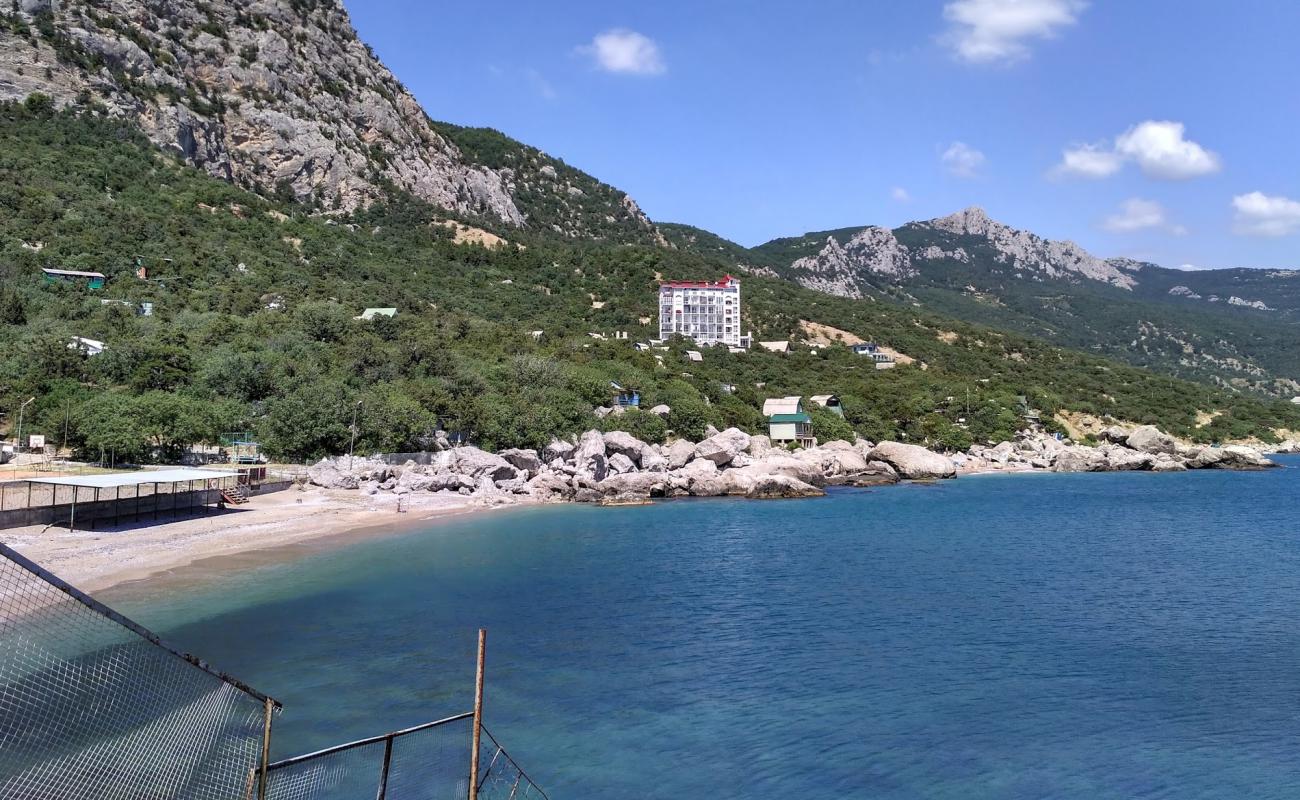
top-left (810, 394), bottom-right (844, 416)
top-left (851, 343), bottom-right (896, 369)
top-left (685, 350), bottom-right (703, 362)
top-left (356, 307), bottom-right (397, 321)
top-left (43, 268), bottom-right (105, 290)
top-left (68, 337), bottom-right (106, 356)
top-left (610, 382), bottom-right (641, 407)
top-left (763, 396), bottom-right (814, 447)
top-left (758, 341), bottom-right (790, 353)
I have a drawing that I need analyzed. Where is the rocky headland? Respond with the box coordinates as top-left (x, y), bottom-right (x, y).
top-left (307, 424), bottom-right (1291, 510)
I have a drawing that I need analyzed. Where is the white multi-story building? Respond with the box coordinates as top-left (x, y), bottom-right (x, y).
top-left (658, 275), bottom-right (747, 348)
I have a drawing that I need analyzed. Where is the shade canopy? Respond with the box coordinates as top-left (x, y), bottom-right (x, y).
top-left (26, 469), bottom-right (238, 489)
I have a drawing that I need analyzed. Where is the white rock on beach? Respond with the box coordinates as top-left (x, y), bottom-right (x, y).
top-left (868, 441), bottom-right (957, 480)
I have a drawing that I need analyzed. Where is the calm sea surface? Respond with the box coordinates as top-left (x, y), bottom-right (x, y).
top-left (110, 457), bottom-right (1300, 799)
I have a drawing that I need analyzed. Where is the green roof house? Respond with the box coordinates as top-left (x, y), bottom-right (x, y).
top-left (762, 396), bottom-right (815, 447)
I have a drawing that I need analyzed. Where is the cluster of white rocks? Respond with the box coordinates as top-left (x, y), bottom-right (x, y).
top-left (964, 425), bottom-right (1282, 474)
top-left (308, 424), bottom-right (1287, 509)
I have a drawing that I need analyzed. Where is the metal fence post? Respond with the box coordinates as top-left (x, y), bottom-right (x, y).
top-left (376, 734), bottom-right (394, 800)
top-left (469, 628), bottom-right (487, 800)
top-left (258, 696), bottom-right (275, 800)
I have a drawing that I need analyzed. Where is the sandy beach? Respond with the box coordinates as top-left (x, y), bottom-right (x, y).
top-left (0, 486), bottom-right (537, 593)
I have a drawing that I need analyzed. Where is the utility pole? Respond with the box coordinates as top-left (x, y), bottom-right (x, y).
top-left (15, 396), bottom-right (35, 453)
top-left (348, 400), bottom-right (362, 470)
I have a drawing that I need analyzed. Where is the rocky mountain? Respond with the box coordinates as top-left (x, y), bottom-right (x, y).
top-left (770, 207), bottom-right (1137, 296)
top-left (658, 209), bottom-right (1300, 398)
top-left (0, 0), bottom-right (662, 243)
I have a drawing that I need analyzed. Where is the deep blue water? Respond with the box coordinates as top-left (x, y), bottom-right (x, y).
top-left (110, 458), bottom-right (1300, 799)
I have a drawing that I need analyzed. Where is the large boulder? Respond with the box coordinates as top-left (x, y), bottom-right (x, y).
top-left (867, 442), bottom-right (956, 480)
top-left (452, 447), bottom-right (520, 482)
top-left (649, 404), bottom-right (671, 419)
top-left (666, 439), bottom-right (697, 469)
top-left (499, 448), bottom-right (542, 475)
top-left (543, 439), bottom-right (575, 463)
top-left (640, 450), bottom-right (669, 472)
top-left (1052, 446), bottom-right (1106, 472)
top-left (526, 472), bottom-right (575, 502)
top-left (735, 454), bottom-right (825, 486)
top-left (844, 461), bottom-right (900, 487)
top-left (596, 472), bottom-right (669, 504)
top-left (744, 474), bottom-right (825, 499)
top-left (1102, 448), bottom-right (1155, 471)
top-left (603, 431), bottom-right (650, 466)
top-left (1125, 426), bottom-right (1178, 455)
top-left (1195, 445), bottom-right (1276, 470)
top-left (573, 430), bottom-right (608, 480)
top-left (607, 452), bottom-right (638, 475)
top-left (694, 427), bottom-right (751, 466)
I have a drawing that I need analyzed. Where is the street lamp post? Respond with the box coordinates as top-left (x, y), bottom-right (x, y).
top-left (15, 396), bottom-right (35, 453)
top-left (348, 400), bottom-right (363, 470)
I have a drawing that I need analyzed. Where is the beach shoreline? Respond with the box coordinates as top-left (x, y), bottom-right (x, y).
top-left (0, 485), bottom-right (542, 594)
top-left (0, 460), bottom-right (1049, 595)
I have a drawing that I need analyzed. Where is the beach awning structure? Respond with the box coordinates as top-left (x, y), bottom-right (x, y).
top-left (25, 468), bottom-right (238, 489)
top-left (22, 469), bottom-right (241, 532)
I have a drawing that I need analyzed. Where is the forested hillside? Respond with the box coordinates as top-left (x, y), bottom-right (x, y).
top-left (2, 102), bottom-right (1299, 464)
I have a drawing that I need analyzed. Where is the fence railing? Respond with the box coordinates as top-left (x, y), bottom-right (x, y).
top-left (0, 543), bottom-right (549, 800)
top-left (264, 713), bottom-right (548, 800)
top-left (0, 541), bottom-right (278, 800)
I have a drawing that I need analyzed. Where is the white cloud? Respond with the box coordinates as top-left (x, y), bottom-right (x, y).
top-left (1102, 198), bottom-right (1186, 235)
top-left (941, 142), bottom-right (986, 178)
top-left (941, 0), bottom-right (1086, 64)
top-left (578, 29), bottom-right (665, 75)
top-left (1053, 142), bottom-right (1122, 179)
top-left (890, 186), bottom-right (912, 203)
top-left (1232, 191), bottom-right (1300, 237)
top-left (524, 69), bottom-right (557, 100)
top-left (1174, 263), bottom-right (1216, 271)
top-left (1052, 120), bottom-right (1220, 181)
top-left (1115, 121), bottom-right (1221, 180)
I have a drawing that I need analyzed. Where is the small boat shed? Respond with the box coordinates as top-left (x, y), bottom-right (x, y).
top-left (13, 469), bottom-right (241, 531)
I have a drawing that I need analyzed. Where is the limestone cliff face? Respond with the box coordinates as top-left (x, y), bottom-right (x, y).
top-left (925, 207), bottom-right (1136, 289)
top-left (0, 0), bottom-right (661, 242)
top-left (782, 206), bottom-right (1139, 298)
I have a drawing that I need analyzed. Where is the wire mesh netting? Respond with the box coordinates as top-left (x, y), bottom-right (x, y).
top-left (476, 727), bottom-right (549, 800)
top-left (0, 543), bottom-right (274, 800)
top-left (265, 715), bottom-right (548, 800)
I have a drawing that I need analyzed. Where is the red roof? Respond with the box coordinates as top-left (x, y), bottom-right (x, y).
top-left (659, 274), bottom-right (738, 289)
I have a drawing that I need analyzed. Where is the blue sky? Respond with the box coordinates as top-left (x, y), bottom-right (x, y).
top-left (345, 1), bottom-right (1300, 269)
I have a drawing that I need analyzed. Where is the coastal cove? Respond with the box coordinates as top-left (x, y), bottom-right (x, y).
top-left (107, 459), bottom-right (1300, 800)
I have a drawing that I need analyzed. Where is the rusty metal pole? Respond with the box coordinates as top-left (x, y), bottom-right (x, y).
top-left (468, 628), bottom-right (487, 800)
top-left (257, 696), bottom-right (275, 800)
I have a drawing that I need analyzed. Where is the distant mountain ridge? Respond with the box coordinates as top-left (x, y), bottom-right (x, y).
top-left (0, 0), bottom-right (664, 244)
top-left (663, 210), bottom-right (1300, 398)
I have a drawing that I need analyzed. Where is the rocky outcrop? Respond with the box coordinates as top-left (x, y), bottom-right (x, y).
top-left (0, 0), bottom-right (662, 243)
top-left (1124, 426), bottom-right (1178, 455)
top-left (868, 442), bottom-right (957, 480)
top-left (308, 425), bottom-right (1277, 510)
top-left (781, 206), bottom-right (1139, 300)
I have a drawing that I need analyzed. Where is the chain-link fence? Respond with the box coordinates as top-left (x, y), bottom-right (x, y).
top-left (264, 714), bottom-right (549, 800)
top-left (0, 542), bottom-right (277, 800)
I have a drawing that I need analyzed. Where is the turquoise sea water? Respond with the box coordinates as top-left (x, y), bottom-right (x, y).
top-left (111, 458), bottom-right (1300, 799)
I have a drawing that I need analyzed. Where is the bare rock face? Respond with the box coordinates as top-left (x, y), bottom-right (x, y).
top-left (1125, 426), bottom-right (1178, 455)
top-left (499, 448), bottom-right (542, 475)
top-left (0, 0), bottom-right (664, 242)
top-left (602, 431), bottom-right (650, 467)
top-left (451, 447), bottom-right (519, 482)
top-left (666, 439), bottom-right (697, 470)
top-left (694, 428), bottom-right (752, 466)
top-left (867, 442), bottom-right (957, 480)
top-left (782, 206), bottom-right (1139, 300)
top-left (573, 430), bottom-right (608, 481)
